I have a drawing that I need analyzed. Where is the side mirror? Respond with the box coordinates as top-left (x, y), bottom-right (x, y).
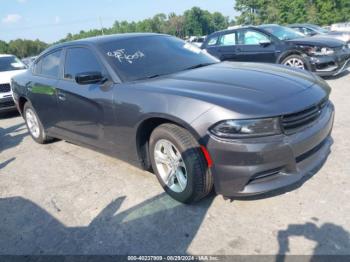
top-left (259, 39), bottom-right (272, 46)
top-left (75, 71), bottom-right (105, 85)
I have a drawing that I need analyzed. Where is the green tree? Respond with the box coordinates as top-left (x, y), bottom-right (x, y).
top-left (151, 13), bottom-right (167, 33)
top-left (0, 40), bottom-right (9, 54)
top-left (234, 0), bottom-right (350, 26)
top-left (167, 13), bottom-right (185, 37)
top-left (235, 0), bottom-right (261, 24)
top-left (58, 7), bottom-right (232, 42)
top-left (211, 12), bottom-right (230, 32)
top-left (184, 7), bottom-right (213, 36)
top-left (4, 39), bottom-right (48, 58)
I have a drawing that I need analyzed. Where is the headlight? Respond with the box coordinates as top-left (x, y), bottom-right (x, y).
top-left (306, 46), bottom-right (334, 56)
top-left (209, 118), bottom-right (281, 139)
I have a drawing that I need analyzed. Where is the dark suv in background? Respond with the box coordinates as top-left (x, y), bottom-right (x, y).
top-left (202, 24), bottom-right (350, 77)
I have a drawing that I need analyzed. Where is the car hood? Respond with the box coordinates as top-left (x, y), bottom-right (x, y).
top-left (0, 69), bottom-right (27, 84)
top-left (320, 32), bottom-right (350, 43)
top-left (287, 36), bottom-right (345, 48)
top-left (138, 62), bottom-right (330, 118)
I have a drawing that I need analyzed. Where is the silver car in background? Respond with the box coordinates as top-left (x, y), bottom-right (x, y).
top-left (289, 23), bottom-right (350, 44)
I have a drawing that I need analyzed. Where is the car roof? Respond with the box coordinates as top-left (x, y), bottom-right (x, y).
top-left (288, 23), bottom-right (317, 28)
top-left (78, 32), bottom-right (164, 43)
top-left (50, 33), bottom-right (165, 49)
top-left (258, 24), bottom-right (281, 28)
top-left (206, 24), bottom-right (284, 38)
top-left (209, 25), bottom-right (258, 35)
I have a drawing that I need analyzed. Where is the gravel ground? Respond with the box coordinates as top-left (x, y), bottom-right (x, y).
top-left (0, 70), bottom-right (349, 256)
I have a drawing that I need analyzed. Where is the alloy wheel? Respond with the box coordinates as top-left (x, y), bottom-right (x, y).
top-left (154, 139), bottom-right (188, 193)
top-left (283, 58), bottom-right (305, 69)
top-left (25, 108), bottom-right (40, 138)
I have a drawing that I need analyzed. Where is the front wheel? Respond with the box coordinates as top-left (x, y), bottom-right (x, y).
top-left (23, 102), bottom-right (53, 144)
top-left (149, 123), bottom-right (213, 203)
top-left (281, 55), bottom-right (309, 71)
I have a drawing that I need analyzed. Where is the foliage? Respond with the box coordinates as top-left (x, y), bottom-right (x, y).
top-left (0, 39), bottom-right (48, 58)
top-left (2, 2), bottom-right (350, 58)
top-left (1, 7), bottom-right (233, 57)
top-left (58, 7), bottom-right (234, 43)
top-left (234, 0), bottom-right (350, 25)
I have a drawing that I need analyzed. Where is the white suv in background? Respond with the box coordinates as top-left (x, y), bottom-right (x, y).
top-left (331, 22), bottom-right (350, 32)
top-left (0, 54), bottom-right (27, 113)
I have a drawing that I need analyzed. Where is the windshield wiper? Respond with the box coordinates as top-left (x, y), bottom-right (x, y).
top-left (145, 74), bottom-right (162, 79)
top-left (183, 63), bottom-right (215, 71)
top-left (136, 63), bottom-right (215, 81)
top-left (136, 74), bottom-right (167, 81)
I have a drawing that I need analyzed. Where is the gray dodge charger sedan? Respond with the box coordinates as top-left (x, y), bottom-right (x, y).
top-left (11, 33), bottom-right (334, 203)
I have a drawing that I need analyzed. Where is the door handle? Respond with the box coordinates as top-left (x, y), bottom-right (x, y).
top-left (58, 93), bottom-right (66, 101)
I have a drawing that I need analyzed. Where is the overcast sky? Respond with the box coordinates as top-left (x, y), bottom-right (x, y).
top-left (0, 0), bottom-right (237, 43)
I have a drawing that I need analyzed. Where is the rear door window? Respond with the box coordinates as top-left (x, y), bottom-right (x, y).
top-left (33, 59), bottom-right (42, 75)
top-left (35, 50), bottom-right (61, 78)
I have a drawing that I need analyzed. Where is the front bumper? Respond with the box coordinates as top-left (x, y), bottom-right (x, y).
top-left (207, 101), bottom-right (335, 197)
top-left (308, 51), bottom-right (350, 77)
top-left (0, 95), bottom-right (16, 113)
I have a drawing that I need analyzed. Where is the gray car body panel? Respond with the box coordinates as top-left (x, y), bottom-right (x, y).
top-left (11, 34), bottom-right (334, 197)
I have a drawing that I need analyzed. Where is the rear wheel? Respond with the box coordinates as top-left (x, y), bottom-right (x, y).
top-left (149, 123), bottom-right (213, 203)
top-left (281, 55), bottom-right (308, 70)
top-left (23, 102), bottom-right (53, 144)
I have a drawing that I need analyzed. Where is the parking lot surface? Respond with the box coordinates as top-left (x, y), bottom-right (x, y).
top-left (1, 71), bottom-right (350, 256)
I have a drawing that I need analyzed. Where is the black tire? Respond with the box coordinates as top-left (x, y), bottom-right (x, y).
top-left (281, 54), bottom-right (310, 71)
top-left (23, 102), bottom-right (53, 144)
top-left (149, 123), bottom-right (213, 203)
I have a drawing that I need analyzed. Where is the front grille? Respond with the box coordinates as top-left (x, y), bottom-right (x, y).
top-left (0, 83), bottom-right (11, 93)
top-left (282, 99), bottom-right (328, 134)
top-left (0, 100), bottom-right (15, 108)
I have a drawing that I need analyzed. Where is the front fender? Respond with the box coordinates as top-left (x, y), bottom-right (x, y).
top-left (277, 49), bottom-right (307, 64)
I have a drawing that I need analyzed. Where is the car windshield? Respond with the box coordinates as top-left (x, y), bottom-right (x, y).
top-left (260, 25), bottom-right (305, 40)
top-left (100, 35), bottom-right (219, 82)
top-left (0, 55), bottom-right (27, 72)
